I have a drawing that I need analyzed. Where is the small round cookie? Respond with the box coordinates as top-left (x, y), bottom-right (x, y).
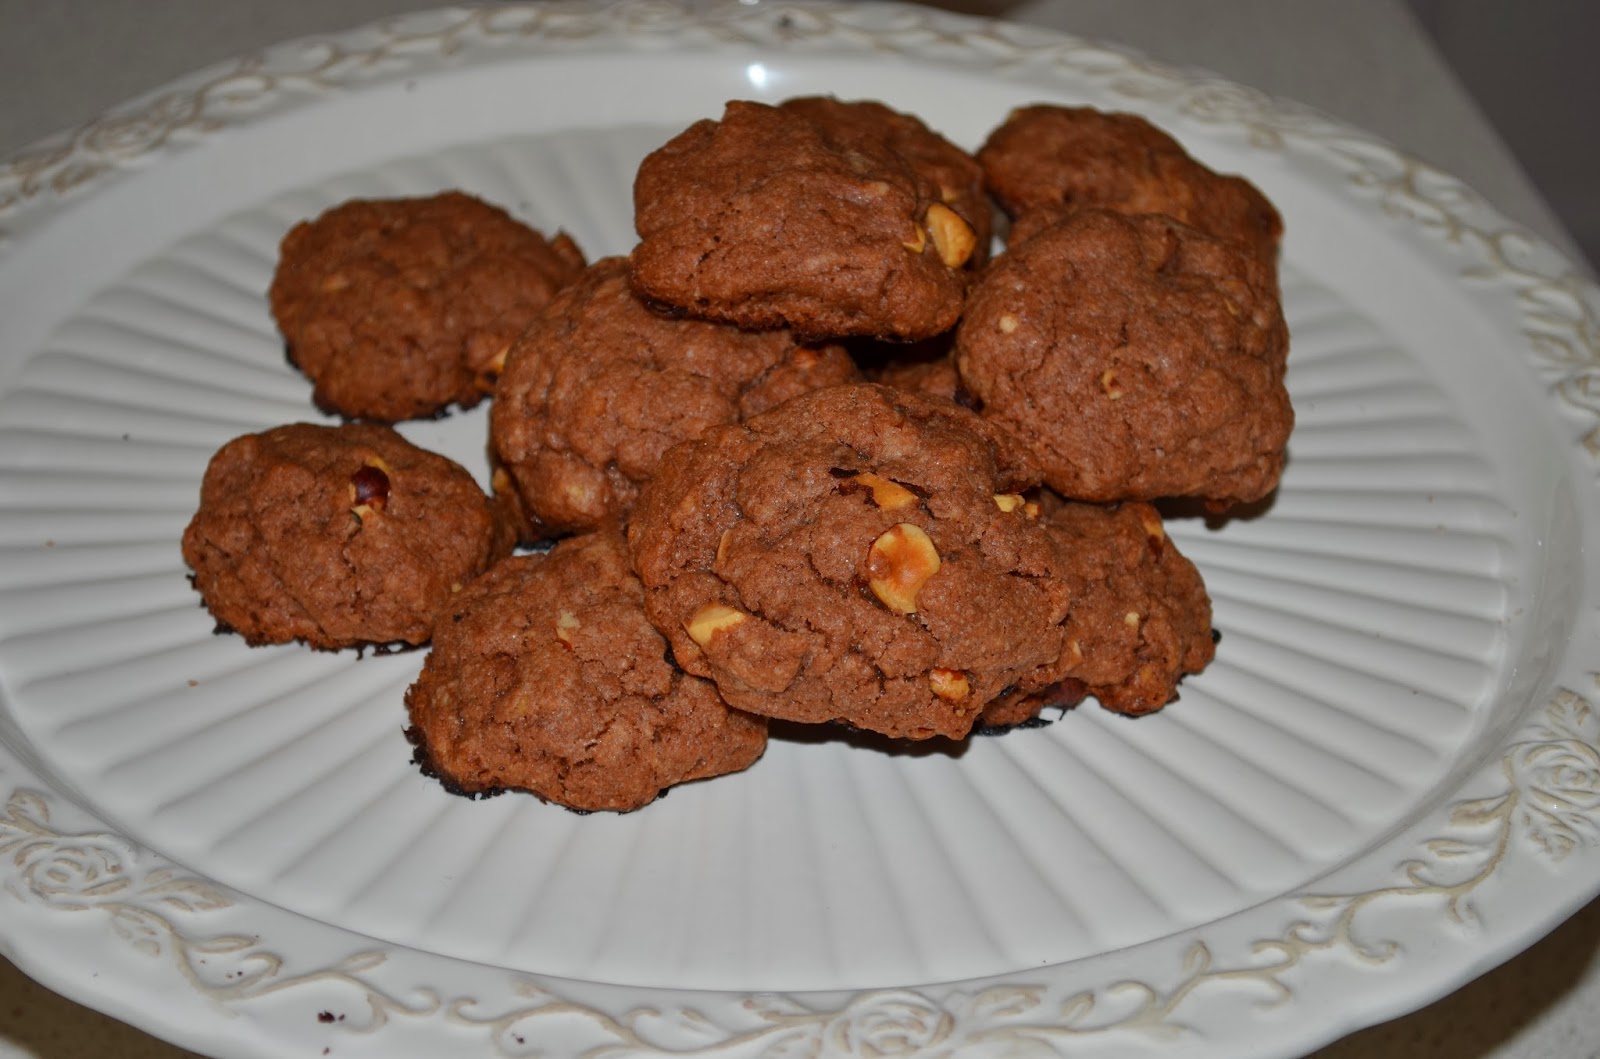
top-left (632, 97), bottom-right (989, 342)
top-left (629, 383), bottom-right (1070, 742)
top-left (405, 528), bottom-right (767, 812)
top-left (978, 105), bottom-right (1282, 268)
top-left (489, 256), bottom-right (859, 539)
top-left (269, 191), bottom-right (585, 422)
top-left (956, 209), bottom-right (1292, 506)
top-left (181, 422), bottom-right (508, 650)
top-left (979, 496), bottom-right (1215, 728)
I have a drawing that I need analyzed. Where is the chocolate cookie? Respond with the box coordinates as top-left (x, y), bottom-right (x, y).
top-left (956, 209), bottom-right (1292, 506)
top-left (181, 422), bottom-right (508, 650)
top-left (632, 97), bottom-right (989, 341)
top-left (978, 105), bottom-right (1282, 268)
top-left (489, 256), bottom-right (859, 538)
top-left (269, 191), bottom-right (585, 421)
top-left (405, 528), bottom-right (767, 812)
top-left (979, 496), bottom-right (1215, 728)
top-left (870, 350), bottom-right (969, 406)
top-left (628, 383), bottom-right (1072, 741)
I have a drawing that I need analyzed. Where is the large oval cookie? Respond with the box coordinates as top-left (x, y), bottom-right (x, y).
top-left (629, 383), bottom-right (1068, 741)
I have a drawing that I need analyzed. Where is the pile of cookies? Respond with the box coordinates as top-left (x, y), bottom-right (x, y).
top-left (181, 98), bottom-right (1290, 812)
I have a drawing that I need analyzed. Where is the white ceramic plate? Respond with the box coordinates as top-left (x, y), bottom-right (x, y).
top-left (3, 2), bottom-right (1599, 1057)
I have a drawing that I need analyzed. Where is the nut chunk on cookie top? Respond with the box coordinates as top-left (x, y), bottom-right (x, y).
top-left (957, 209), bottom-right (1292, 507)
top-left (632, 97), bottom-right (990, 342)
top-left (489, 256), bottom-right (858, 539)
top-left (629, 383), bottom-right (1072, 742)
top-left (181, 422), bottom-right (510, 651)
top-left (269, 190), bottom-right (585, 422)
top-left (405, 527), bottom-right (767, 813)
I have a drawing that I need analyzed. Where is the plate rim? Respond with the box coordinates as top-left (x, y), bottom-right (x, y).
top-left (3, 2), bottom-right (1600, 1057)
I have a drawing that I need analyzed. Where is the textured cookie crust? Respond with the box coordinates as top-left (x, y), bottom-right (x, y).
top-left (979, 497), bottom-right (1215, 728)
top-left (632, 97), bottom-right (989, 341)
top-left (957, 209), bottom-right (1292, 506)
top-left (628, 383), bottom-right (1068, 741)
top-left (269, 191), bottom-right (585, 421)
top-left (405, 528), bottom-right (767, 812)
top-left (181, 422), bottom-right (507, 650)
top-left (490, 257), bottom-right (857, 538)
top-left (871, 351), bottom-right (968, 406)
top-left (979, 105), bottom-right (1282, 268)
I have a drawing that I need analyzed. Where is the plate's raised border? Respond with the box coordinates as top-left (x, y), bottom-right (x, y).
top-left (2, 2), bottom-right (1599, 1057)
top-left (4, 681), bottom-right (1599, 1056)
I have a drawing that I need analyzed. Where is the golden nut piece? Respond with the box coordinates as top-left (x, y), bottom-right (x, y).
top-left (554, 609), bottom-right (581, 646)
top-left (845, 472), bottom-right (918, 511)
top-left (482, 342), bottom-right (512, 380)
top-left (924, 202), bottom-right (977, 268)
top-left (992, 493), bottom-right (1039, 519)
top-left (866, 523), bottom-right (941, 616)
top-left (928, 667), bottom-right (970, 701)
top-left (1100, 368), bottom-right (1124, 400)
top-left (902, 225), bottom-right (928, 255)
top-left (686, 603), bottom-right (748, 647)
top-left (1140, 509), bottom-right (1166, 555)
